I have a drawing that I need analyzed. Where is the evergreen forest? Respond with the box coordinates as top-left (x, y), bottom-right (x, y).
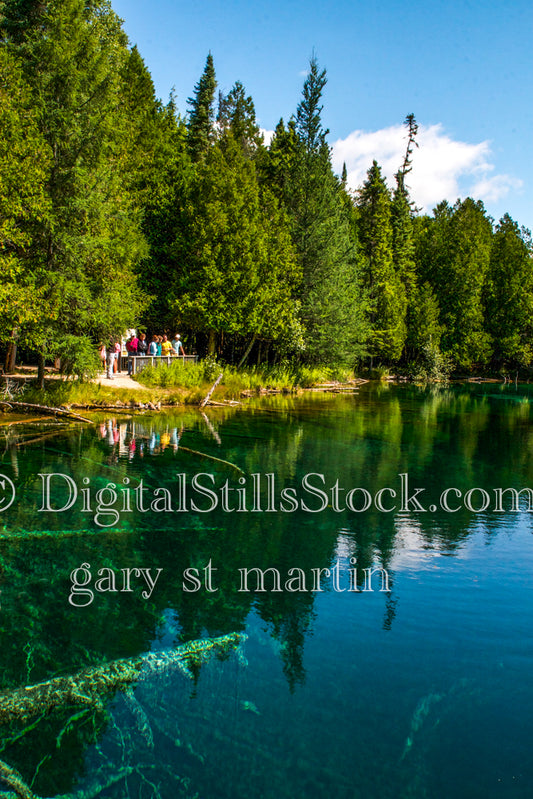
top-left (1, 0), bottom-right (532, 383)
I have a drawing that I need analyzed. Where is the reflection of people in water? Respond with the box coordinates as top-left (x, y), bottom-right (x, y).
top-left (171, 426), bottom-right (183, 453)
top-left (106, 419), bottom-right (115, 447)
top-left (149, 432), bottom-right (160, 455)
top-left (99, 419), bottom-right (186, 459)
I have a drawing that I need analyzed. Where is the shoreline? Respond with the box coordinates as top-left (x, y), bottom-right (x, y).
top-left (0, 366), bottom-right (526, 422)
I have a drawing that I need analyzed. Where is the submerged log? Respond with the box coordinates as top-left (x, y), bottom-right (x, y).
top-left (178, 446), bottom-right (244, 474)
top-left (0, 757), bottom-right (35, 798)
top-left (0, 633), bottom-right (246, 726)
top-left (0, 633), bottom-right (246, 799)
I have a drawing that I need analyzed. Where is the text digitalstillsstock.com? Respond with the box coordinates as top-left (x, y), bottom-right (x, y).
top-left (2, 472), bottom-right (533, 527)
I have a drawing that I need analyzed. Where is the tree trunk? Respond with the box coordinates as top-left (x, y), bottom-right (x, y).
top-left (207, 330), bottom-right (216, 356)
top-left (237, 335), bottom-right (256, 369)
top-left (4, 342), bottom-right (16, 373)
top-left (37, 352), bottom-right (45, 391)
top-left (199, 372), bottom-right (224, 408)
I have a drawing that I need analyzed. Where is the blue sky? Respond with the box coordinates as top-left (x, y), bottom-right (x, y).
top-left (112, 0), bottom-right (532, 229)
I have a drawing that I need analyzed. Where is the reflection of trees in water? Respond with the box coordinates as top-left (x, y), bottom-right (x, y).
top-left (1, 385), bottom-right (533, 793)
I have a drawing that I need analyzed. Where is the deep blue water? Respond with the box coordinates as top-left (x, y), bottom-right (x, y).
top-left (1, 383), bottom-right (533, 798)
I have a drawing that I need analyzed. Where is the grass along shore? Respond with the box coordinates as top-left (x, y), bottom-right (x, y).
top-left (2, 361), bottom-right (360, 411)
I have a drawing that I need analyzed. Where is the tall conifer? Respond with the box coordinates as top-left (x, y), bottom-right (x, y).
top-left (187, 53), bottom-right (217, 161)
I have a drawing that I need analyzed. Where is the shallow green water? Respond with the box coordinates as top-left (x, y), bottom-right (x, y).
top-left (1, 383), bottom-right (533, 798)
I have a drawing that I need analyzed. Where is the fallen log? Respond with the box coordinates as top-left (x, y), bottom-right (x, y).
top-left (199, 372), bottom-right (223, 408)
top-left (0, 402), bottom-right (91, 424)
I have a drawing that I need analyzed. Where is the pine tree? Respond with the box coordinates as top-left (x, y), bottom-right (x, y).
top-left (261, 58), bottom-right (365, 364)
top-left (296, 55), bottom-right (328, 151)
top-left (187, 53), bottom-right (217, 161)
top-left (217, 80), bottom-right (263, 158)
top-left (391, 115), bottom-right (420, 361)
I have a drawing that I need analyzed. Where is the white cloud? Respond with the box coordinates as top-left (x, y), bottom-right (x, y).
top-left (331, 123), bottom-right (522, 212)
top-left (260, 127), bottom-right (275, 146)
top-left (470, 174), bottom-right (523, 204)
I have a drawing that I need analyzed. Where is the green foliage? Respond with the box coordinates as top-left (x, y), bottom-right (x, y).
top-left (415, 198), bottom-right (493, 368)
top-left (407, 282), bottom-right (444, 359)
top-left (262, 59), bottom-right (366, 366)
top-left (407, 343), bottom-right (454, 383)
top-left (357, 161), bottom-right (407, 363)
top-left (0, 46), bottom-right (50, 339)
top-left (136, 360), bottom-right (208, 389)
top-left (202, 354), bottom-right (221, 382)
top-left (134, 359), bottom-right (351, 395)
top-left (171, 135), bottom-right (301, 347)
top-left (217, 80), bottom-right (263, 158)
top-left (0, 0), bottom-right (147, 378)
top-left (1, 8), bottom-right (532, 383)
top-left (50, 336), bottom-right (101, 380)
top-left (187, 52), bottom-right (217, 161)
top-left (484, 214), bottom-right (533, 366)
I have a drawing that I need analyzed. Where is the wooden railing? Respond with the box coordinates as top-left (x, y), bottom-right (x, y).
top-left (130, 354), bottom-right (198, 375)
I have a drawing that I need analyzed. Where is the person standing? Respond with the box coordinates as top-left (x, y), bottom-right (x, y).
top-left (172, 334), bottom-right (186, 357)
top-left (114, 340), bottom-right (121, 373)
top-left (99, 343), bottom-right (107, 373)
top-left (106, 340), bottom-right (116, 379)
top-left (161, 334), bottom-right (173, 357)
top-left (137, 332), bottom-right (148, 357)
top-left (126, 332), bottom-right (139, 375)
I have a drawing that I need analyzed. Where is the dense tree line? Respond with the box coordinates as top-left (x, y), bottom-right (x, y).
top-left (1, 0), bottom-right (532, 381)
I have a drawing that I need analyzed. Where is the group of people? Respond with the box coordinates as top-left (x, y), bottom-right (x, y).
top-left (144, 333), bottom-right (186, 359)
top-left (100, 332), bottom-right (186, 379)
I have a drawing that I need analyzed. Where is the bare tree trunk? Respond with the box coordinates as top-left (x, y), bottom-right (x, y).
top-left (237, 335), bottom-right (256, 369)
top-left (207, 330), bottom-right (216, 356)
top-left (199, 372), bottom-right (224, 408)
